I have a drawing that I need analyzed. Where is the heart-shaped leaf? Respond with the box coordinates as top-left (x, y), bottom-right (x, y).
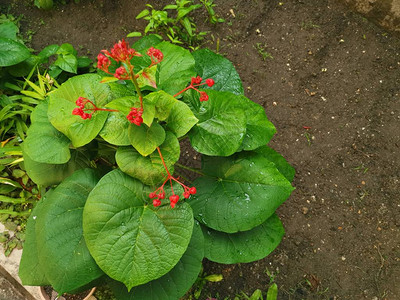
top-left (156, 42), bottom-right (195, 96)
top-left (83, 169), bottom-right (194, 290)
top-left (128, 122), bottom-right (166, 157)
top-left (187, 152), bottom-right (294, 233)
top-left (100, 97), bottom-right (155, 146)
top-left (188, 90), bottom-right (247, 156)
top-left (48, 74), bottom-right (112, 147)
top-left (237, 96), bottom-right (276, 151)
top-left (116, 131), bottom-right (180, 186)
top-left (19, 196), bottom-right (50, 286)
top-left (109, 221), bottom-right (204, 300)
top-left (0, 37), bottom-right (30, 66)
top-left (35, 169), bottom-right (103, 294)
top-left (202, 214), bottom-right (284, 264)
top-left (192, 48), bottom-right (244, 95)
top-left (23, 100), bottom-right (71, 164)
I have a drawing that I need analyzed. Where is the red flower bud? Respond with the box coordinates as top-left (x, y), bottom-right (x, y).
top-left (183, 191), bottom-right (190, 199)
top-left (191, 76), bottom-right (202, 85)
top-left (189, 187), bottom-right (197, 194)
top-left (169, 194), bottom-right (179, 204)
top-left (206, 78), bottom-right (215, 87)
top-left (149, 192), bottom-right (157, 198)
top-left (72, 108), bottom-right (84, 116)
top-left (158, 193), bottom-right (165, 199)
top-left (199, 92), bottom-right (209, 102)
top-left (153, 199), bottom-right (161, 207)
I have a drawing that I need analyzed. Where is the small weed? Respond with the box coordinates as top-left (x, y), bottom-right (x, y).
top-left (301, 21), bottom-right (320, 30)
top-left (353, 164), bottom-right (369, 173)
top-left (254, 43), bottom-right (273, 61)
top-left (304, 131), bottom-right (312, 146)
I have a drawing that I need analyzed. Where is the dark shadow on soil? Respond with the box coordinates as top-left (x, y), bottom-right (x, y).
top-left (2, 0), bottom-right (400, 299)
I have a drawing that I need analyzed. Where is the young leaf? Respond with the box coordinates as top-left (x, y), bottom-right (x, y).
top-left (128, 122), bottom-right (166, 157)
top-left (0, 37), bottom-right (31, 67)
top-left (116, 131), bottom-right (180, 186)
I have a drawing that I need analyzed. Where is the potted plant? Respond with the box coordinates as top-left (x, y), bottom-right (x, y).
top-left (18, 35), bottom-right (294, 299)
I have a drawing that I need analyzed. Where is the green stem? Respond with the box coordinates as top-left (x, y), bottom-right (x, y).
top-left (175, 163), bottom-right (204, 176)
top-left (129, 68), bottom-right (143, 110)
top-left (0, 210), bottom-right (31, 216)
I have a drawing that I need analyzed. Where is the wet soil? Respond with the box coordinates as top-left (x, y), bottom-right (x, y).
top-left (2, 0), bottom-right (400, 299)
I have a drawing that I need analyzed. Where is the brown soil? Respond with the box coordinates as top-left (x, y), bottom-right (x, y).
top-left (3, 0), bottom-right (400, 299)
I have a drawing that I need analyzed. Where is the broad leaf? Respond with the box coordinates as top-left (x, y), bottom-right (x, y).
top-left (83, 169), bottom-right (194, 290)
top-left (137, 65), bottom-right (157, 90)
top-left (48, 74), bottom-right (112, 147)
top-left (23, 101), bottom-right (71, 164)
top-left (132, 34), bottom-right (163, 51)
top-left (203, 214), bottom-right (284, 264)
top-left (100, 97), bottom-right (155, 146)
top-left (254, 146), bottom-right (295, 182)
top-left (156, 42), bottom-right (195, 96)
top-left (0, 37), bottom-right (30, 66)
top-left (116, 131), bottom-right (180, 186)
top-left (187, 152), bottom-right (294, 233)
top-left (145, 90), bottom-right (175, 121)
top-left (19, 196), bottom-right (50, 286)
top-left (0, 21), bottom-right (19, 41)
top-left (35, 169), bottom-right (103, 294)
top-left (128, 122), bottom-right (165, 156)
top-left (188, 90), bottom-right (247, 156)
top-left (166, 100), bottom-right (198, 138)
top-left (238, 96), bottom-right (276, 151)
top-left (22, 146), bottom-right (90, 186)
top-left (54, 53), bottom-right (78, 73)
top-left (192, 48), bottom-right (244, 95)
top-left (110, 221), bottom-right (204, 300)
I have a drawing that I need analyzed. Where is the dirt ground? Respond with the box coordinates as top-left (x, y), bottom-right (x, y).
top-left (2, 0), bottom-right (400, 299)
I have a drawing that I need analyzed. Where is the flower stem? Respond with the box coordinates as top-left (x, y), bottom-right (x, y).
top-left (157, 147), bottom-right (171, 177)
top-left (129, 68), bottom-right (143, 110)
top-left (175, 163), bottom-right (204, 176)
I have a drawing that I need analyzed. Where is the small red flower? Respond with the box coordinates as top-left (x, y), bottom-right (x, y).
top-left (153, 199), bottom-right (162, 207)
top-left (114, 66), bottom-right (130, 80)
top-left (189, 187), bottom-right (197, 194)
top-left (97, 54), bottom-right (111, 72)
top-left (126, 107), bottom-right (143, 126)
top-left (206, 78), bottom-right (215, 87)
top-left (191, 76), bottom-right (202, 85)
top-left (147, 47), bottom-right (164, 66)
top-left (199, 92), bottom-right (209, 102)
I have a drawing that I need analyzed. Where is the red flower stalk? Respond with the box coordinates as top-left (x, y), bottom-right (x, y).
top-left (149, 147), bottom-right (197, 208)
top-left (72, 96), bottom-right (118, 120)
top-left (173, 76), bottom-right (215, 101)
top-left (126, 107), bottom-right (143, 126)
top-left (147, 47), bottom-right (164, 67)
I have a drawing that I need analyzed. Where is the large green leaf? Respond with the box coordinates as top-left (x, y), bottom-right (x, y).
top-left (116, 131), bottom-right (180, 186)
top-left (35, 169), bottom-right (103, 294)
top-left (188, 90), bottom-right (247, 156)
top-left (19, 196), bottom-right (50, 286)
top-left (132, 34), bottom-right (163, 51)
top-left (238, 96), bottom-right (276, 151)
top-left (0, 21), bottom-right (19, 40)
top-left (23, 101), bottom-right (71, 164)
top-left (145, 90), bottom-right (175, 121)
top-left (156, 42), bottom-right (195, 96)
top-left (83, 169), bottom-right (194, 290)
top-left (100, 97), bottom-right (155, 146)
top-left (128, 122), bottom-right (166, 156)
top-left (22, 145), bottom-right (90, 186)
top-left (187, 152), bottom-right (294, 233)
top-left (0, 37), bottom-right (31, 66)
top-left (192, 48), bottom-right (244, 95)
top-left (48, 74), bottom-right (112, 147)
top-left (110, 221), bottom-right (204, 300)
top-left (203, 214), bottom-right (284, 264)
top-left (254, 146), bottom-right (295, 182)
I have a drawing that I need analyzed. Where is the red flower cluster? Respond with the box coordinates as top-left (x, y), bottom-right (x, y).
top-left (149, 179), bottom-right (197, 208)
top-left (126, 107), bottom-right (143, 126)
top-left (174, 76), bottom-right (215, 101)
top-left (97, 40), bottom-right (142, 80)
top-left (102, 39), bottom-right (141, 63)
top-left (72, 97), bottom-right (118, 120)
top-left (147, 47), bottom-right (164, 67)
top-left (72, 97), bottom-right (93, 119)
